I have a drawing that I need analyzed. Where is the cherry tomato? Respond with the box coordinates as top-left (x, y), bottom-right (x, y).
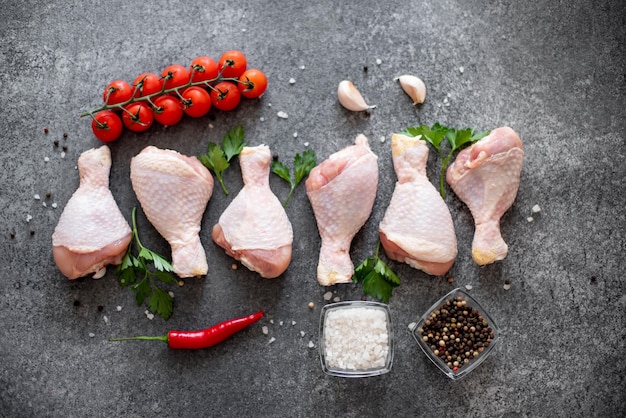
top-left (210, 81), bottom-right (241, 111)
top-left (122, 102), bottom-right (153, 132)
top-left (180, 87), bottom-right (212, 118)
top-left (152, 95), bottom-right (184, 126)
top-left (103, 80), bottom-right (132, 105)
top-left (238, 69), bottom-right (268, 99)
top-left (190, 56), bottom-right (219, 83)
top-left (161, 64), bottom-right (190, 90)
top-left (217, 50), bottom-right (247, 78)
top-left (91, 110), bottom-right (123, 142)
top-left (133, 73), bottom-right (163, 97)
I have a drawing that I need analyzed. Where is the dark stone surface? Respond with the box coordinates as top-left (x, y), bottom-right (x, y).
top-left (1, 0), bottom-right (624, 416)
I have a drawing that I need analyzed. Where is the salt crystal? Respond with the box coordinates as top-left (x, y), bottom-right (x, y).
top-left (289, 78), bottom-right (296, 84)
top-left (34, 194), bottom-right (40, 200)
top-left (277, 111), bottom-right (288, 119)
top-left (116, 306), bottom-right (122, 312)
top-left (300, 331), bottom-right (305, 337)
top-left (503, 282), bottom-right (511, 290)
top-left (323, 291), bottom-right (333, 301)
top-left (380, 136), bottom-right (386, 143)
top-left (88, 332), bottom-right (95, 338)
top-left (42, 202), bottom-right (47, 207)
top-left (260, 117), bottom-right (265, 122)
top-left (270, 319), bottom-right (274, 324)
top-left (465, 284), bottom-right (473, 291)
top-left (279, 321), bottom-right (284, 326)
top-left (333, 297), bottom-right (340, 302)
top-left (293, 132), bottom-right (298, 138)
top-left (103, 315), bottom-right (110, 325)
top-left (308, 341), bottom-right (315, 348)
top-left (527, 217), bottom-right (534, 223)
top-left (26, 214), bottom-right (32, 222)
top-left (241, 28), bottom-right (246, 32)
top-left (292, 321), bottom-right (296, 326)
top-left (408, 322), bottom-right (417, 331)
top-left (300, 65), bottom-right (306, 70)
top-left (146, 313), bottom-right (155, 320)
top-left (168, 291), bottom-right (174, 298)
top-left (304, 142), bottom-right (309, 147)
top-left (268, 337), bottom-right (276, 345)
top-left (208, 124), bottom-right (214, 129)
top-left (531, 204), bottom-right (541, 213)
top-left (262, 326), bottom-right (269, 335)
top-left (376, 58), bottom-right (382, 65)
top-left (459, 66), bottom-right (465, 74)
top-left (51, 203), bottom-right (57, 209)
top-left (44, 157), bottom-right (50, 162)
top-left (61, 152), bottom-right (66, 158)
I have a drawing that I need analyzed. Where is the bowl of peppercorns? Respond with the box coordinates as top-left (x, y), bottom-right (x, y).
top-left (412, 288), bottom-right (500, 380)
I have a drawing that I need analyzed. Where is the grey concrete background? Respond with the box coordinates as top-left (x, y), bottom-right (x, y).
top-left (1, 0), bottom-right (624, 416)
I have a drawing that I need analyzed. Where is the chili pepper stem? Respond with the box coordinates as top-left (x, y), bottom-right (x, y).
top-left (109, 335), bottom-right (168, 343)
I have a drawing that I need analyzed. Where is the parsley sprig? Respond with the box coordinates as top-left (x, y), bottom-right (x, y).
top-left (115, 207), bottom-right (178, 320)
top-left (271, 149), bottom-right (317, 207)
top-left (402, 123), bottom-right (489, 198)
top-left (353, 241), bottom-right (400, 303)
top-left (199, 125), bottom-right (246, 195)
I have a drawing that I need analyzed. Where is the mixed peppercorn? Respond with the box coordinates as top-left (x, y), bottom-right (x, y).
top-left (418, 295), bottom-right (494, 373)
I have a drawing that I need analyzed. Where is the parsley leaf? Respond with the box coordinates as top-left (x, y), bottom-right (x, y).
top-left (115, 207), bottom-right (178, 320)
top-left (402, 123), bottom-right (489, 198)
top-left (353, 242), bottom-right (400, 303)
top-left (271, 149), bottom-right (317, 207)
top-left (199, 125), bottom-right (246, 194)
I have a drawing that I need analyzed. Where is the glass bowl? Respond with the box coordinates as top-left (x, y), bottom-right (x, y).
top-left (412, 288), bottom-right (500, 380)
top-left (319, 301), bottom-right (394, 377)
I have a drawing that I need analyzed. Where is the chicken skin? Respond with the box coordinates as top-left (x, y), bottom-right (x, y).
top-left (446, 127), bottom-right (524, 265)
top-left (379, 133), bottom-right (457, 275)
top-left (212, 145), bottom-right (293, 278)
top-left (130, 146), bottom-right (214, 278)
top-left (52, 146), bottom-right (131, 279)
top-left (306, 134), bottom-right (378, 286)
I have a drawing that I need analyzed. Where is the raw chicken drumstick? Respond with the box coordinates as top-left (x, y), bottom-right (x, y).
top-left (446, 126), bottom-right (524, 265)
top-left (306, 134), bottom-right (379, 286)
top-left (212, 145), bottom-right (293, 278)
top-left (130, 146), bottom-right (214, 278)
top-left (379, 133), bottom-right (457, 275)
top-left (52, 145), bottom-right (132, 279)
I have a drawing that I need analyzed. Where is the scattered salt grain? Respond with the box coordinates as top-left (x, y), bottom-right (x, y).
top-left (531, 204), bottom-right (541, 214)
top-left (168, 291), bottom-right (174, 298)
top-left (380, 136), bottom-right (386, 143)
top-left (333, 297), bottom-right (340, 302)
top-left (323, 291), bottom-right (333, 301)
top-left (61, 152), bottom-right (66, 158)
top-left (26, 214), bottom-right (32, 223)
top-left (145, 311), bottom-right (155, 320)
top-left (527, 217), bottom-right (534, 223)
top-left (34, 194), bottom-right (40, 200)
top-left (300, 331), bottom-right (306, 337)
top-left (465, 284), bottom-right (473, 291)
top-left (268, 337), bottom-right (276, 345)
top-left (208, 123), bottom-right (214, 129)
top-left (260, 117), bottom-right (265, 122)
top-left (376, 58), bottom-right (382, 65)
top-left (89, 332), bottom-right (95, 338)
top-left (323, 307), bottom-right (389, 370)
top-left (42, 202), bottom-right (47, 207)
top-left (51, 203), bottom-right (57, 209)
top-left (262, 326), bottom-right (269, 335)
top-left (103, 315), bottom-right (110, 325)
top-left (279, 321), bottom-right (284, 326)
top-left (303, 142), bottom-right (309, 147)
top-left (308, 341), bottom-right (315, 348)
top-left (459, 66), bottom-right (465, 74)
top-left (293, 132), bottom-right (298, 138)
top-left (270, 319), bottom-right (274, 324)
top-left (289, 78), bottom-right (296, 84)
top-left (300, 65), bottom-right (306, 70)
top-left (116, 306), bottom-right (122, 312)
top-left (408, 322), bottom-right (417, 331)
top-left (292, 321), bottom-right (296, 326)
top-left (44, 157), bottom-right (50, 162)
top-left (277, 111), bottom-right (288, 119)
top-left (503, 282), bottom-right (511, 291)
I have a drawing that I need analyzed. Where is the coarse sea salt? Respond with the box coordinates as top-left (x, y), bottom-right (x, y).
top-left (323, 307), bottom-right (389, 370)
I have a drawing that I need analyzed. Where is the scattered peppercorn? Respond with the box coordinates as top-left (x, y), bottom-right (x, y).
top-left (74, 300), bottom-right (81, 307)
top-left (63, 132), bottom-right (68, 139)
top-left (447, 276), bottom-right (455, 284)
top-left (9, 230), bottom-right (15, 239)
top-left (44, 128), bottom-right (49, 134)
top-left (62, 145), bottom-right (68, 152)
top-left (53, 140), bottom-right (59, 147)
top-left (363, 66), bottom-right (368, 72)
top-left (29, 229), bottom-right (35, 236)
top-left (45, 192), bottom-right (52, 199)
top-left (97, 305), bottom-right (104, 312)
top-left (590, 276), bottom-right (596, 283)
top-left (419, 295), bottom-right (494, 373)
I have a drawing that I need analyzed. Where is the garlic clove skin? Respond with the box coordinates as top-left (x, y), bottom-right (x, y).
top-left (337, 80), bottom-right (376, 111)
top-left (396, 75), bottom-right (426, 105)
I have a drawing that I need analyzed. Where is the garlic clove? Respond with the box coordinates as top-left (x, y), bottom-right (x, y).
top-left (395, 75), bottom-right (426, 105)
top-left (337, 80), bottom-right (376, 111)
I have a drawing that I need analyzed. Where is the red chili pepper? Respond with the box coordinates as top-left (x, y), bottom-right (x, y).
top-left (109, 310), bottom-right (264, 349)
